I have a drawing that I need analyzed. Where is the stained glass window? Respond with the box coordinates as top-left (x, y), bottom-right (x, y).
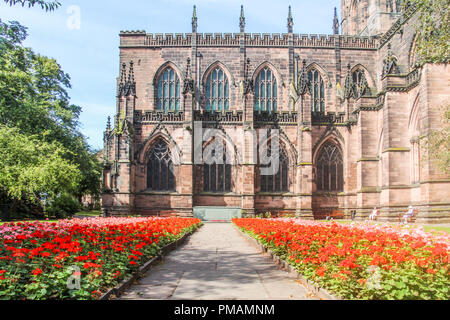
top-left (156, 67), bottom-right (180, 112)
top-left (254, 67), bottom-right (277, 113)
top-left (308, 69), bottom-right (325, 112)
top-left (205, 67), bottom-right (229, 111)
top-left (147, 140), bottom-right (175, 191)
top-left (316, 142), bottom-right (343, 191)
top-left (260, 147), bottom-right (289, 192)
top-left (203, 142), bottom-right (231, 192)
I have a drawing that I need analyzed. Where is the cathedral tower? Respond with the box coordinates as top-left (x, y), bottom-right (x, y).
top-left (341, 0), bottom-right (403, 36)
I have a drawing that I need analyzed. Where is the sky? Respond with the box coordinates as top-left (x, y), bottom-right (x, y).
top-left (0, 0), bottom-right (341, 150)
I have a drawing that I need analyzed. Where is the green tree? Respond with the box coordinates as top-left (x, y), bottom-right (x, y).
top-left (3, 0), bottom-right (60, 11)
top-left (407, 0), bottom-right (450, 63)
top-left (421, 103), bottom-right (450, 175)
top-left (0, 126), bottom-right (80, 201)
top-left (0, 20), bottom-right (101, 214)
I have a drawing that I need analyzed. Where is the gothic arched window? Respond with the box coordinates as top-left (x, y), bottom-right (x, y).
top-left (205, 67), bottom-right (229, 111)
top-left (260, 146), bottom-right (289, 192)
top-left (308, 69), bottom-right (325, 113)
top-left (254, 67), bottom-right (278, 113)
top-left (147, 140), bottom-right (175, 191)
top-left (203, 141), bottom-right (232, 192)
top-left (316, 142), bottom-right (343, 191)
top-left (352, 69), bottom-right (369, 97)
top-left (156, 67), bottom-right (180, 112)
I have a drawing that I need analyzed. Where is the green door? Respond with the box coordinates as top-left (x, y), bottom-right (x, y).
top-left (193, 206), bottom-right (242, 222)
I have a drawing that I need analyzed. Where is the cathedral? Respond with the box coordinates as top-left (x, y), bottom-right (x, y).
top-left (101, 1), bottom-right (450, 223)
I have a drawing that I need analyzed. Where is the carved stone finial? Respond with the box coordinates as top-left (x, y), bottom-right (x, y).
top-left (382, 46), bottom-right (400, 78)
top-left (183, 57), bottom-right (195, 95)
top-left (287, 5), bottom-right (293, 33)
top-left (333, 7), bottom-right (339, 35)
top-left (106, 116), bottom-right (111, 131)
top-left (120, 63), bottom-right (126, 84)
top-left (118, 63), bottom-right (127, 97)
top-left (128, 60), bottom-right (135, 83)
top-left (239, 5), bottom-right (245, 33)
top-left (297, 59), bottom-right (310, 96)
top-left (192, 5), bottom-right (198, 33)
top-left (242, 58), bottom-right (253, 95)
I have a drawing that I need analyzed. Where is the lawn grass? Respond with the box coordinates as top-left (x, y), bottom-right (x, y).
top-left (0, 219), bottom-right (59, 225)
top-left (0, 210), bottom-right (101, 225)
top-left (75, 210), bottom-right (101, 217)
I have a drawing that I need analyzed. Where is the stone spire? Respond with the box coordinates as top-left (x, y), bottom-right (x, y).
top-left (106, 116), bottom-right (111, 131)
top-left (192, 5), bottom-right (198, 33)
top-left (128, 60), bottom-right (135, 84)
top-left (333, 7), bottom-right (339, 35)
top-left (287, 5), bottom-right (293, 33)
top-left (239, 5), bottom-right (245, 33)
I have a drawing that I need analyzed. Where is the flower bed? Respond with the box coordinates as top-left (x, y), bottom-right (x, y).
top-left (233, 218), bottom-right (449, 300)
top-left (0, 217), bottom-right (202, 300)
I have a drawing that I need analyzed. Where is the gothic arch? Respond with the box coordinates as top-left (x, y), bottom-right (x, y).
top-left (201, 61), bottom-right (233, 111)
top-left (312, 127), bottom-right (345, 157)
top-left (408, 34), bottom-right (420, 70)
top-left (257, 129), bottom-right (297, 167)
top-left (200, 132), bottom-right (240, 193)
top-left (408, 93), bottom-right (421, 184)
top-left (145, 138), bottom-right (176, 192)
top-left (202, 61), bottom-right (235, 87)
top-left (153, 61), bottom-right (184, 112)
top-left (313, 138), bottom-right (344, 192)
top-left (408, 93), bottom-right (421, 135)
top-left (251, 61), bottom-right (284, 85)
top-left (313, 135), bottom-right (344, 165)
top-left (152, 61), bottom-right (184, 86)
top-left (350, 63), bottom-right (376, 90)
top-left (137, 125), bottom-right (182, 165)
top-left (201, 128), bottom-right (242, 166)
top-left (306, 62), bottom-right (331, 85)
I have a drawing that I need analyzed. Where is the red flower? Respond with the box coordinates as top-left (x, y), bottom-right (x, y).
top-left (316, 267), bottom-right (326, 277)
top-left (31, 268), bottom-right (43, 276)
top-left (426, 268), bottom-right (436, 274)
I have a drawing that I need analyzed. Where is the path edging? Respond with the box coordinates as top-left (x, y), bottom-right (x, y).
top-left (99, 224), bottom-right (202, 300)
top-left (233, 224), bottom-right (341, 301)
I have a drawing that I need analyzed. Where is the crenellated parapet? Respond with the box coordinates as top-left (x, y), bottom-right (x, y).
top-left (119, 31), bottom-right (378, 50)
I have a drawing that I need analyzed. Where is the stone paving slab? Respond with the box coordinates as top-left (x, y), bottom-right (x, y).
top-left (119, 223), bottom-right (317, 300)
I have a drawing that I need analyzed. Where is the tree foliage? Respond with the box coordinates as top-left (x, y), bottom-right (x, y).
top-left (421, 103), bottom-right (450, 175)
top-left (2, 0), bottom-right (60, 11)
top-left (407, 0), bottom-right (450, 63)
top-left (0, 20), bottom-right (101, 211)
top-left (0, 126), bottom-right (80, 200)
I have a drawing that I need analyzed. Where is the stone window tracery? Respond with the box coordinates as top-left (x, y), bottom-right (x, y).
top-left (254, 67), bottom-right (278, 113)
top-left (316, 142), bottom-right (344, 191)
top-left (147, 140), bottom-right (175, 191)
top-left (156, 67), bottom-right (181, 112)
top-left (205, 67), bottom-right (229, 111)
top-left (260, 146), bottom-right (289, 192)
top-left (308, 69), bottom-right (325, 113)
top-left (203, 142), bottom-right (232, 192)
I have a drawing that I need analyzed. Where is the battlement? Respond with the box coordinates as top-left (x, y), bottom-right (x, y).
top-left (119, 31), bottom-right (378, 50)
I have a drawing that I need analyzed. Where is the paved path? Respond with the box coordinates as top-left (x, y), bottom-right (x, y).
top-left (119, 223), bottom-right (316, 300)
